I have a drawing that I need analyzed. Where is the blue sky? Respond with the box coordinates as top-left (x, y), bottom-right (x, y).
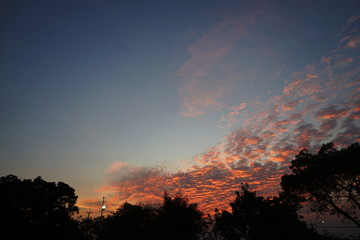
top-left (1, 1), bottom-right (360, 226)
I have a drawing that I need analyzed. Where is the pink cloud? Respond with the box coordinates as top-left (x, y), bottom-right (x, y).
top-left (332, 115), bottom-right (360, 146)
top-left (95, 154), bottom-right (289, 214)
top-left (280, 99), bottom-right (304, 112)
top-left (344, 35), bottom-right (360, 49)
top-left (293, 123), bottom-right (325, 148)
top-left (314, 105), bottom-right (350, 120)
top-left (333, 57), bottom-right (353, 68)
top-left (320, 119), bottom-right (338, 133)
top-left (348, 15), bottom-right (360, 25)
top-left (106, 161), bottom-right (131, 173)
top-left (340, 36), bottom-right (351, 43)
top-left (345, 79), bottom-right (360, 88)
top-left (220, 102), bottom-right (247, 127)
top-left (231, 102), bottom-right (247, 112)
top-left (179, 80), bottom-right (233, 117)
top-left (321, 56), bottom-right (332, 64)
top-left (283, 75), bottom-right (322, 97)
top-left (177, 19), bottom-right (246, 118)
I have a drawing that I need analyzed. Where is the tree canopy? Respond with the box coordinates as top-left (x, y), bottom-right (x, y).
top-left (97, 191), bottom-right (204, 240)
top-left (0, 174), bottom-right (79, 239)
top-left (281, 142), bottom-right (360, 228)
top-left (213, 184), bottom-right (328, 240)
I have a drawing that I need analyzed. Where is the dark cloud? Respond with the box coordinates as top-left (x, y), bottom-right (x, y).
top-left (314, 104), bottom-right (350, 120)
top-left (320, 119), bottom-right (338, 132)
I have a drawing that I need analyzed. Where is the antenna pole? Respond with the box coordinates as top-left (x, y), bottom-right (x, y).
top-left (100, 197), bottom-right (105, 217)
top-left (85, 208), bottom-right (93, 219)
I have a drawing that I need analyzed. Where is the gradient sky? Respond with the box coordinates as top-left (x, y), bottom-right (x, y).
top-left (1, 0), bottom-right (360, 221)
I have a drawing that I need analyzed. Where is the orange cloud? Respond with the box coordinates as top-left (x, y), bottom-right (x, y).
top-left (315, 105), bottom-right (350, 120)
top-left (280, 99), bottom-right (304, 112)
top-left (106, 161), bottom-right (131, 173)
top-left (283, 76), bottom-right (322, 97)
top-left (91, 142), bottom-right (291, 214)
top-left (320, 119), bottom-right (338, 133)
top-left (220, 102), bottom-right (247, 127)
top-left (82, 16), bottom-right (360, 217)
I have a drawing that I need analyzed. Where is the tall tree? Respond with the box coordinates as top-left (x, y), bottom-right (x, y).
top-left (281, 142), bottom-right (360, 228)
top-left (156, 191), bottom-right (204, 240)
top-left (214, 184), bottom-right (333, 240)
top-left (0, 174), bottom-right (79, 239)
top-left (98, 202), bottom-right (156, 239)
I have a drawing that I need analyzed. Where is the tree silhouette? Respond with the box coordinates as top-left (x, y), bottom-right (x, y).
top-left (97, 191), bottom-right (204, 240)
top-left (78, 216), bottom-right (101, 240)
top-left (281, 142), bottom-right (360, 228)
top-left (98, 201), bottom-right (156, 240)
top-left (156, 191), bottom-right (204, 240)
top-left (214, 208), bottom-right (241, 240)
top-left (213, 184), bottom-right (335, 240)
top-left (0, 174), bottom-right (79, 239)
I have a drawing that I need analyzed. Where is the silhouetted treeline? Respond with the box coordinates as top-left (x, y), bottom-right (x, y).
top-left (2, 142), bottom-right (359, 240)
top-left (83, 191), bottom-right (203, 240)
top-left (79, 188), bottom-right (342, 240)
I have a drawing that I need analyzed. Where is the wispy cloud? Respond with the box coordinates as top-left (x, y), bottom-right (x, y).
top-left (177, 20), bottom-right (245, 117)
top-left (341, 14), bottom-right (360, 49)
top-left (347, 14), bottom-right (360, 25)
top-left (177, 16), bottom-right (253, 117)
top-left (220, 102), bottom-right (247, 127)
top-left (344, 35), bottom-right (360, 49)
top-left (283, 73), bottom-right (322, 97)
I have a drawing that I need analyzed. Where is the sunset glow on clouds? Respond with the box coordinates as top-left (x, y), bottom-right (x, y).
top-left (80, 13), bottom-right (360, 214)
top-left (1, 1), bottom-right (359, 220)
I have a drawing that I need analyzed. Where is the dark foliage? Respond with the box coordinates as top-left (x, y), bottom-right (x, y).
top-left (281, 142), bottom-right (360, 228)
top-left (213, 184), bottom-right (331, 240)
top-left (97, 202), bottom-right (156, 239)
top-left (157, 191), bottom-right (204, 239)
top-left (0, 174), bottom-right (79, 239)
top-left (96, 191), bottom-right (204, 240)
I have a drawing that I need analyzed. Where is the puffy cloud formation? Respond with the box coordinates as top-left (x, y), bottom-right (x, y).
top-left (85, 14), bottom-right (360, 215)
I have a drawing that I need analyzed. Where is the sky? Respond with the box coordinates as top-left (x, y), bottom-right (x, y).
top-left (1, 0), bottom-right (360, 225)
